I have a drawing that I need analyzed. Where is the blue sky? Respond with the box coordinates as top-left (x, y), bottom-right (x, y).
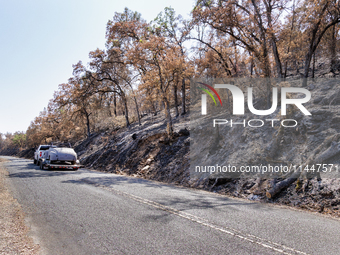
top-left (0, 0), bottom-right (195, 134)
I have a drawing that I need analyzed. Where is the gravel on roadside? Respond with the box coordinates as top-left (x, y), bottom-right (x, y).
top-left (0, 158), bottom-right (40, 255)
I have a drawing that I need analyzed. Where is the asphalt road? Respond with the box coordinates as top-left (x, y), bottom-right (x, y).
top-left (2, 156), bottom-right (340, 255)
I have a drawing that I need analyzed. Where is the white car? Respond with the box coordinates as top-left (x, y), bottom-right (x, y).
top-left (39, 146), bottom-right (80, 170)
top-left (34, 145), bottom-right (52, 165)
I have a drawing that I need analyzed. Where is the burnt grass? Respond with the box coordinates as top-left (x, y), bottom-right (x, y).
top-left (74, 112), bottom-right (191, 186)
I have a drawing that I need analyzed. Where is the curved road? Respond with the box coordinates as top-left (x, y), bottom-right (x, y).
top-left (2, 156), bottom-right (340, 255)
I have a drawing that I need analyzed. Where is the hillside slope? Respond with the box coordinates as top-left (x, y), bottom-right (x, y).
top-left (72, 77), bottom-right (340, 218)
top-left (74, 111), bottom-right (191, 186)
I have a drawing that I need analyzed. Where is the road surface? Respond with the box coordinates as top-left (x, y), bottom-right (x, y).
top-left (2, 156), bottom-right (340, 255)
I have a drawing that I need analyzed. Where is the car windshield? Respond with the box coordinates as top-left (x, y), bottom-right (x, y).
top-left (40, 146), bottom-right (50, 150)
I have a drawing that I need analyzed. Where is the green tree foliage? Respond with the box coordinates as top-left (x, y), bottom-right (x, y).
top-left (12, 132), bottom-right (26, 148)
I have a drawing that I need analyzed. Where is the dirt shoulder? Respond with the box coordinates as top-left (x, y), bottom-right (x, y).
top-left (0, 158), bottom-right (40, 255)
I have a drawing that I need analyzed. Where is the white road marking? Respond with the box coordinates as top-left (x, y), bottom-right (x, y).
top-left (82, 179), bottom-right (309, 255)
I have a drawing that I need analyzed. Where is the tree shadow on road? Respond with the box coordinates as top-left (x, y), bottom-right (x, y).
top-left (3, 157), bottom-right (84, 178)
top-left (8, 170), bottom-right (83, 179)
top-left (61, 175), bottom-right (269, 214)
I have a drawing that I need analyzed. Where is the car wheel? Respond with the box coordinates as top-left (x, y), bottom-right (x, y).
top-left (34, 159), bottom-right (37, 165)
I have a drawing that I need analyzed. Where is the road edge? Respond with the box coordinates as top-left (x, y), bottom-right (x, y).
top-left (0, 158), bottom-right (40, 254)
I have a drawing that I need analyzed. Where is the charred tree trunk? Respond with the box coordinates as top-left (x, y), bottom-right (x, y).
top-left (330, 24), bottom-right (337, 73)
top-left (283, 0), bottom-right (295, 80)
top-left (133, 96), bottom-right (141, 126)
top-left (122, 94), bottom-right (130, 127)
top-left (113, 93), bottom-right (117, 117)
top-left (312, 51), bottom-right (316, 79)
top-left (83, 108), bottom-right (91, 137)
top-left (266, 134), bottom-right (340, 198)
top-left (266, 172), bottom-right (300, 199)
top-left (173, 82), bottom-right (179, 117)
top-left (250, 53), bottom-right (254, 76)
top-left (163, 96), bottom-right (173, 138)
top-left (302, 48), bottom-right (314, 87)
top-left (264, 0), bottom-right (283, 78)
top-left (181, 78), bottom-right (186, 115)
top-left (284, 61), bottom-right (288, 79)
top-left (107, 95), bottom-right (112, 117)
top-left (269, 31), bottom-right (282, 78)
top-left (232, 39), bottom-right (239, 77)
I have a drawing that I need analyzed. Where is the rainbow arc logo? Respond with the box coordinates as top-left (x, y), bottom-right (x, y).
top-left (197, 82), bottom-right (222, 106)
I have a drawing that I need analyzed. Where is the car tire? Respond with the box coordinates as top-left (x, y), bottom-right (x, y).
top-left (34, 159), bottom-right (37, 165)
